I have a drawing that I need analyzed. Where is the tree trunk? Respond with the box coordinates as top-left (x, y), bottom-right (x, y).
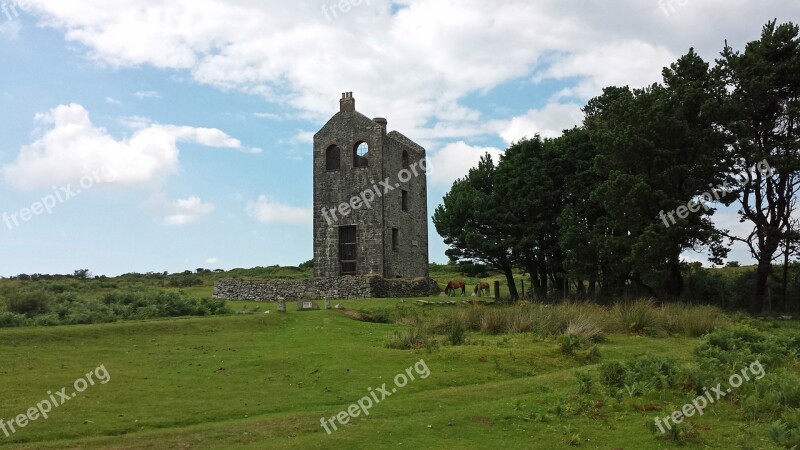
top-left (502, 268), bottom-right (519, 301)
top-left (752, 258), bottom-right (771, 314)
top-left (537, 264), bottom-right (548, 299)
top-left (665, 260), bottom-right (684, 298)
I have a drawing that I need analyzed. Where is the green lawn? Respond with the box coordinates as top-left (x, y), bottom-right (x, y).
top-left (0, 297), bottom-right (792, 449)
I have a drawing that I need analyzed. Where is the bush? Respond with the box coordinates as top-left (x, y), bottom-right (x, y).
top-left (695, 324), bottom-right (791, 369)
top-left (600, 361), bottom-right (628, 388)
top-left (558, 334), bottom-right (587, 355)
top-left (742, 372), bottom-right (800, 419)
top-left (0, 311), bottom-right (28, 327)
top-left (5, 291), bottom-right (52, 317)
top-left (574, 370), bottom-right (593, 394)
top-left (768, 409), bottom-right (800, 449)
top-left (599, 355), bottom-right (677, 393)
top-left (166, 276), bottom-right (204, 288)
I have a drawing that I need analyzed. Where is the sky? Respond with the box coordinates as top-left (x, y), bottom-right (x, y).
top-left (0, 0), bottom-right (798, 277)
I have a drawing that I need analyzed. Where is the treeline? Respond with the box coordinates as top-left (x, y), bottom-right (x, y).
top-left (434, 21), bottom-right (800, 313)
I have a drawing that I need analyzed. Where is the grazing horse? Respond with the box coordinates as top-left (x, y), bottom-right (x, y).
top-left (473, 282), bottom-right (490, 297)
top-left (444, 281), bottom-right (466, 297)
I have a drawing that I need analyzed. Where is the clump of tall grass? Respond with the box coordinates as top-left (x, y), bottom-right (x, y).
top-left (386, 326), bottom-right (438, 351)
top-left (392, 298), bottom-right (727, 341)
top-left (566, 319), bottom-right (604, 343)
top-left (659, 303), bottom-right (721, 337)
top-left (611, 298), bottom-right (662, 334)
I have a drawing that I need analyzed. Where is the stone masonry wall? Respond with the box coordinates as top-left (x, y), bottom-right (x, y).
top-left (213, 276), bottom-right (440, 301)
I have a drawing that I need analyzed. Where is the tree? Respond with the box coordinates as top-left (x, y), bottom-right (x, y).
top-left (716, 21), bottom-right (800, 313)
top-left (580, 50), bottom-right (729, 300)
top-left (494, 136), bottom-right (569, 299)
top-left (73, 269), bottom-right (91, 279)
top-left (433, 153), bottom-right (519, 300)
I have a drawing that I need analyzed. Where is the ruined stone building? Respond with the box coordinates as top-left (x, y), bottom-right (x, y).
top-left (313, 93), bottom-right (429, 278)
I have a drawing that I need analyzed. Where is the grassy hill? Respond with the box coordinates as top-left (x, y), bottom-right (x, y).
top-left (0, 294), bottom-right (798, 448)
top-left (1, 266), bottom-right (798, 448)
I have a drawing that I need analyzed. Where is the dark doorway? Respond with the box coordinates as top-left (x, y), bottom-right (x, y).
top-left (339, 225), bottom-right (357, 275)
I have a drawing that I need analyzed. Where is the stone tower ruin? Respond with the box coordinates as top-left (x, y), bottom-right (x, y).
top-left (313, 92), bottom-right (429, 278)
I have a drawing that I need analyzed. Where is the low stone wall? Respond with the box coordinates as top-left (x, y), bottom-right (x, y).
top-left (213, 276), bottom-right (440, 301)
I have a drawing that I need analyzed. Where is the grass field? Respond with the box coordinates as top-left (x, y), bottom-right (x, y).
top-left (1, 285), bottom-right (798, 449)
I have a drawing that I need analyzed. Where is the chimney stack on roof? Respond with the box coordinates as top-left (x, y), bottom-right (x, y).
top-left (339, 92), bottom-right (355, 113)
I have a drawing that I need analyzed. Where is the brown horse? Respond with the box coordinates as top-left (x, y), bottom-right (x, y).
top-left (473, 282), bottom-right (490, 297)
top-left (444, 281), bottom-right (466, 296)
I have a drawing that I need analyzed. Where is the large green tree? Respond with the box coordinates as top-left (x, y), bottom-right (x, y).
top-left (493, 136), bottom-right (568, 299)
top-left (433, 154), bottom-right (520, 300)
top-left (581, 50), bottom-right (729, 299)
top-left (716, 21), bottom-right (800, 313)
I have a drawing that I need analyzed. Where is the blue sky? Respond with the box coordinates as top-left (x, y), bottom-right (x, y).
top-left (0, 0), bottom-right (797, 276)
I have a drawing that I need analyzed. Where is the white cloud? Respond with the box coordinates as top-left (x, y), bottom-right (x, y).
top-left (160, 196), bottom-right (215, 226)
top-left (20, 0), bottom-right (800, 145)
top-left (154, 125), bottom-right (263, 153)
top-left (292, 130), bottom-right (314, 144)
top-left (500, 102), bottom-right (584, 143)
top-left (205, 257), bottom-right (220, 264)
top-left (246, 195), bottom-right (311, 225)
top-left (105, 96), bottom-right (121, 104)
top-left (2, 104), bottom-right (260, 189)
top-left (253, 112), bottom-right (283, 120)
top-left (2, 104), bottom-right (179, 189)
top-left (534, 41), bottom-right (676, 101)
top-left (134, 90), bottom-right (160, 99)
top-left (426, 141), bottom-right (504, 189)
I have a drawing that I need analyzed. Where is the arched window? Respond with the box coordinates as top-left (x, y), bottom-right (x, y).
top-left (326, 145), bottom-right (340, 170)
top-left (354, 142), bottom-right (369, 168)
top-left (402, 150), bottom-right (410, 170)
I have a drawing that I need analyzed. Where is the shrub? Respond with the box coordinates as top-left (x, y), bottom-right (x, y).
top-left (599, 355), bottom-right (677, 392)
top-left (558, 334), bottom-right (587, 355)
top-left (0, 311), bottom-right (28, 327)
top-left (626, 354), bottom-right (677, 390)
top-left (600, 361), bottom-right (628, 388)
top-left (166, 276), bottom-right (204, 288)
top-left (695, 324), bottom-right (791, 369)
top-left (742, 372), bottom-right (800, 419)
top-left (574, 370), bottom-right (593, 394)
top-left (5, 291), bottom-right (51, 317)
top-left (769, 418), bottom-right (800, 449)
